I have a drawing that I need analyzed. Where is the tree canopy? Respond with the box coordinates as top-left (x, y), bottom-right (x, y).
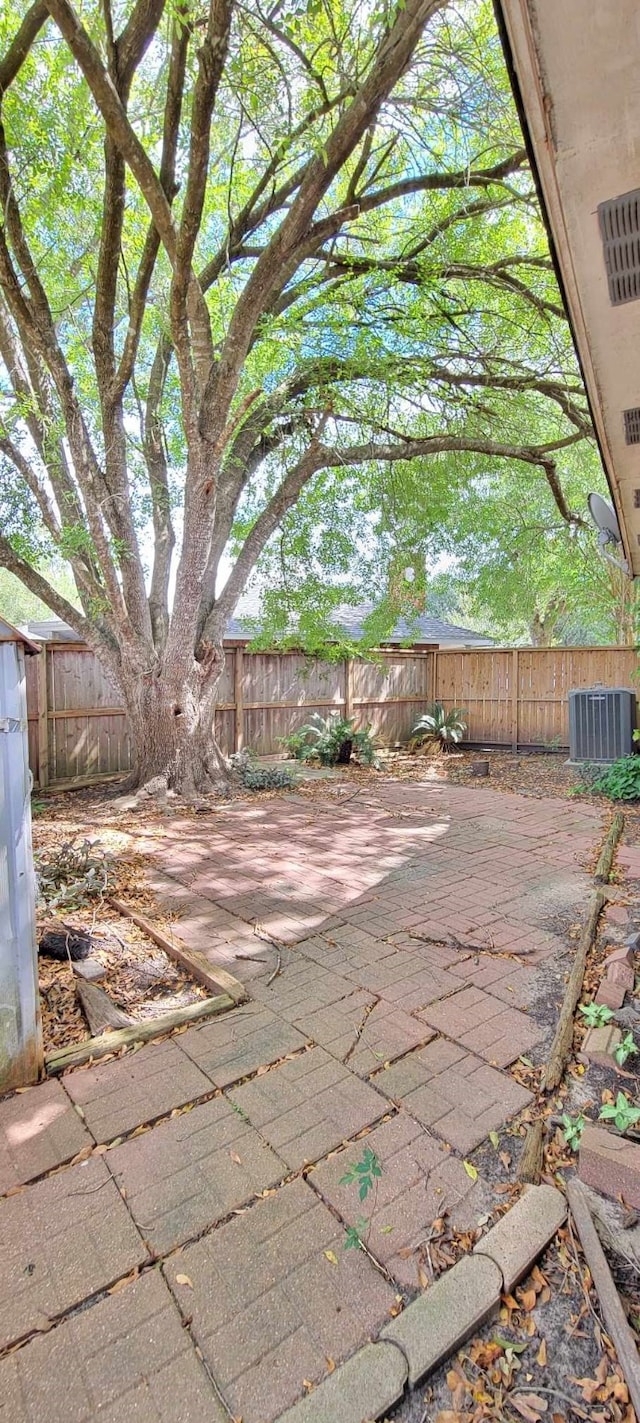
top-left (0, 0), bottom-right (613, 786)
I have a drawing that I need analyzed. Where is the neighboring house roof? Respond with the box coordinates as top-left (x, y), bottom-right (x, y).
top-left (0, 616), bottom-right (41, 655)
top-left (25, 605), bottom-right (494, 649)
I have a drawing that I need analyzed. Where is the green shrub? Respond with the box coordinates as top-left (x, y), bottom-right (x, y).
top-left (282, 713), bottom-right (378, 767)
top-left (592, 755), bottom-right (640, 801)
top-left (411, 702), bottom-right (467, 749)
top-left (241, 766), bottom-right (295, 791)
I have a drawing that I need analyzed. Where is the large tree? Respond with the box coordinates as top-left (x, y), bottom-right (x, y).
top-left (0, 0), bottom-right (597, 791)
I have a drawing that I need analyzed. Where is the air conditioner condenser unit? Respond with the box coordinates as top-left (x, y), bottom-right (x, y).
top-left (568, 686), bottom-right (636, 763)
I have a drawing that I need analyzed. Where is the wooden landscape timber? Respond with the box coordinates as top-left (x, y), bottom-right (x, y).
top-left (517, 814), bottom-right (625, 1183)
top-left (567, 1179), bottom-right (640, 1418)
top-left (75, 980), bottom-right (132, 1036)
top-left (45, 991), bottom-right (235, 1074)
top-left (107, 896), bottom-right (247, 1003)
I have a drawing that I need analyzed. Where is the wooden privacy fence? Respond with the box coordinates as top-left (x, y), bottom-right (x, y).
top-left (25, 640), bottom-right (639, 788)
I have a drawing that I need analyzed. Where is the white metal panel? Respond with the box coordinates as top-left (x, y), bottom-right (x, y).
top-left (0, 638), bottom-right (42, 1090)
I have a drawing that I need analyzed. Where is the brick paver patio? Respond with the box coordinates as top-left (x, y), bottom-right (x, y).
top-left (0, 779), bottom-right (605, 1419)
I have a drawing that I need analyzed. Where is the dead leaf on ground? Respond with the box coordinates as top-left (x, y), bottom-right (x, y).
top-left (511, 1394), bottom-right (548, 1422)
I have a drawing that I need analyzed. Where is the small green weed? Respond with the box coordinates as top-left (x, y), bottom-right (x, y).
top-left (339, 1146), bottom-right (383, 1252)
top-left (339, 1145), bottom-right (382, 1201)
top-left (614, 1032), bottom-right (638, 1068)
top-left (579, 1001), bottom-right (614, 1028)
top-left (561, 1113), bottom-right (587, 1151)
top-left (599, 1092), bottom-right (640, 1133)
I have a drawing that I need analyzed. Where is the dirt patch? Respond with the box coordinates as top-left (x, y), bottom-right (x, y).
top-left (38, 906), bottom-right (207, 1053)
top-left (391, 1231), bottom-right (635, 1423)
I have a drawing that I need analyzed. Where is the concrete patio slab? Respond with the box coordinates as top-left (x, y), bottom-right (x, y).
top-left (178, 1000), bottom-right (307, 1087)
top-left (0, 1269), bottom-right (227, 1422)
top-left (228, 1046), bottom-right (388, 1169)
top-left (163, 1178), bottom-right (397, 1423)
top-left (0, 1156), bottom-right (147, 1348)
top-left (62, 1038), bottom-right (212, 1141)
top-left (375, 1037), bottom-right (533, 1154)
top-left (108, 1093), bottom-right (286, 1253)
top-left (310, 1111), bottom-right (488, 1288)
top-left (0, 1078), bottom-right (91, 1193)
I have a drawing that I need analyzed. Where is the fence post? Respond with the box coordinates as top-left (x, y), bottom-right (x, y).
top-left (344, 657), bottom-right (353, 721)
top-left (234, 646), bottom-right (244, 751)
top-left (37, 646), bottom-right (49, 789)
top-left (511, 647), bottom-right (519, 752)
top-left (432, 649), bottom-right (438, 705)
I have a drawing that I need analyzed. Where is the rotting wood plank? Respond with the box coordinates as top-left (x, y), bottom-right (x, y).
top-left (542, 811), bottom-right (624, 1092)
top-left (76, 980), bottom-right (132, 1036)
top-left (541, 888), bottom-right (607, 1093)
top-left (46, 992), bottom-right (235, 1074)
top-left (567, 1179), bottom-right (640, 1418)
top-left (107, 896), bottom-right (248, 1004)
top-left (594, 811), bottom-right (625, 883)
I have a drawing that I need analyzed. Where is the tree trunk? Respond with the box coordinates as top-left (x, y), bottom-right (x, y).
top-left (121, 649), bottom-right (231, 796)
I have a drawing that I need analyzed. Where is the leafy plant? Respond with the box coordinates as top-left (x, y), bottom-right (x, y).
top-left (614, 1032), bottom-right (638, 1067)
top-left (340, 1146), bottom-right (382, 1201)
top-left (411, 702), bottom-right (467, 750)
top-left (283, 713), bottom-right (379, 767)
top-left (561, 1113), bottom-right (587, 1151)
top-left (579, 1002), bottom-right (614, 1028)
top-left (339, 1147), bottom-right (383, 1252)
top-left (344, 1219), bottom-right (369, 1251)
top-left (35, 838), bottom-right (113, 909)
top-left (241, 765), bottom-right (295, 791)
top-left (592, 756), bottom-right (640, 802)
top-left (599, 1092), bottom-right (640, 1133)
top-left (229, 748), bottom-right (295, 790)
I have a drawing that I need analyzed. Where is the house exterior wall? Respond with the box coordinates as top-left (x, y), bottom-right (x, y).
top-left (0, 636), bottom-right (43, 1090)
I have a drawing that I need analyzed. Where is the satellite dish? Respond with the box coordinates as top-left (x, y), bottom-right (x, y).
top-left (587, 492), bottom-right (629, 574)
top-left (588, 492), bottom-right (622, 545)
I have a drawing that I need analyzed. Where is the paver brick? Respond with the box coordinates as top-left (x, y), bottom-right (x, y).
top-left (577, 1024), bottom-right (622, 1066)
top-left (417, 985), bottom-right (544, 1067)
top-left (579, 1124), bottom-right (640, 1207)
top-left (250, 958), bottom-right (355, 1019)
top-left (0, 1156), bottom-right (147, 1348)
top-left (346, 1000), bottom-right (435, 1076)
top-left (382, 1253), bottom-right (502, 1384)
top-left (293, 988), bottom-right (376, 1059)
top-left (109, 1093), bottom-right (286, 1253)
top-left (345, 951), bottom-right (463, 1010)
top-left (62, 1038), bottom-right (212, 1141)
top-left (0, 1269), bottom-right (227, 1422)
top-left (311, 1112), bottom-right (487, 1288)
top-left (228, 1047), bottom-right (388, 1169)
top-left (474, 1184), bottom-right (566, 1291)
top-left (0, 1079), bottom-right (91, 1193)
top-left (276, 1341), bottom-right (407, 1423)
top-left (163, 1178), bottom-right (397, 1423)
top-left (375, 1039), bottom-right (532, 1154)
top-left (179, 1001), bottom-right (307, 1087)
top-left (448, 954), bottom-right (538, 1008)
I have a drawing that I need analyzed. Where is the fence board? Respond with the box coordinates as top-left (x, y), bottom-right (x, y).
top-left (23, 641), bottom-right (640, 786)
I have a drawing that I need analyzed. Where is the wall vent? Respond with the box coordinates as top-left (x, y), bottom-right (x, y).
top-left (624, 410), bottom-right (640, 445)
top-left (598, 189), bottom-right (640, 305)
